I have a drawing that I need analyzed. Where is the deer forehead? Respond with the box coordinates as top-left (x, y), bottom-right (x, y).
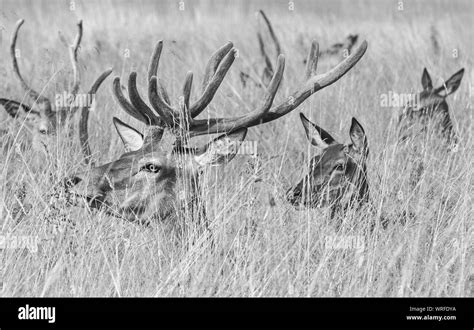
top-left (321, 144), bottom-right (347, 161)
top-left (419, 91), bottom-right (444, 105)
top-left (310, 144), bottom-right (347, 170)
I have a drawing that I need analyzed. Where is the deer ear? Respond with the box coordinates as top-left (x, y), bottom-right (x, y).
top-left (436, 68), bottom-right (464, 97)
top-left (0, 98), bottom-right (41, 129)
top-left (300, 113), bottom-right (336, 149)
top-left (348, 34), bottom-right (358, 45)
top-left (0, 99), bottom-right (32, 117)
top-left (113, 117), bottom-right (144, 152)
top-left (421, 68), bottom-right (433, 91)
top-left (195, 128), bottom-right (247, 167)
top-left (349, 117), bottom-right (368, 152)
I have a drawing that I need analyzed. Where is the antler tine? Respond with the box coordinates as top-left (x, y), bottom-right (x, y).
top-left (182, 71), bottom-right (193, 112)
top-left (149, 76), bottom-right (177, 126)
top-left (147, 40), bottom-right (179, 126)
top-left (157, 78), bottom-right (171, 105)
top-left (148, 40), bottom-right (163, 83)
top-left (188, 55), bottom-right (285, 136)
top-left (79, 68), bottom-right (113, 165)
top-left (69, 20), bottom-right (83, 96)
top-left (128, 72), bottom-right (161, 125)
top-left (175, 71), bottom-right (194, 142)
top-left (201, 41), bottom-right (233, 92)
top-left (190, 46), bottom-right (237, 118)
top-left (180, 71), bottom-right (193, 129)
top-left (259, 55), bottom-right (285, 114)
top-left (112, 77), bottom-right (148, 123)
top-left (10, 19), bottom-right (52, 112)
top-left (147, 40), bottom-right (172, 106)
top-left (305, 40), bottom-right (319, 80)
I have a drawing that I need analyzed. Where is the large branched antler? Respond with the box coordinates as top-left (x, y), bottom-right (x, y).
top-left (8, 19), bottom-right (112, 165)
top-left (112, 41), bottom-right (285, 141)
top-left (188, 39), bottom-right (368, 135)
top-left (259, 40), bottom-right (367, 124)
top-left (11, 19), bottom-right (85, 114)
top-left (112, 38), bottom-right (367, 141)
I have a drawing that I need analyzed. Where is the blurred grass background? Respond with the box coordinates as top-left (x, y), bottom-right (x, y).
top-left (0, 0), bottom-right (472, 296)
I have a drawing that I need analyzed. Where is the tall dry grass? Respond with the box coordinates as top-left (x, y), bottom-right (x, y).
top-left (0, 0), bottom-right (472, 296)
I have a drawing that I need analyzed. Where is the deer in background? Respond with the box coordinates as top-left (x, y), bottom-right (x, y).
top-left (397, 67), bottom-right (464, 145)
top-left (0, 19), bottom-right (112, 225)
top-left (0, 19), bottom-right (112, 161)
top-left (318, 34), bottom-right (359, 58)
top-left (66, 36), bottom-right (368, 227)
top-left (286, 114), bottom-right (369, 216)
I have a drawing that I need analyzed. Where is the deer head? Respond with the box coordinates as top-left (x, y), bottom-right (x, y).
top-left (302, 33), bottom-right (359, 68)
top-left (287, 114), bottom-right (369, 213)
top-left (397, 67), bottom-right (464, 143)
top-left (0, 19), bottom-right (111, 158)
top-left (321, 34), bottom-right (359, 57)
top-left (66, 37), bottom-right (368, 225)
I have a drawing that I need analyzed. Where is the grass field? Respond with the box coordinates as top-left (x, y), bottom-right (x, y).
top-left (0, 0), bottom-right (472, 297)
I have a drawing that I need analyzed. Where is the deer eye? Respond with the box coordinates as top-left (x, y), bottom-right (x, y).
top-left (333, 162), bottom-right (345, 172)
top-left (143, 163), bottom-right (160, 173)
top-left (39, 128), bottom-right (47, 135)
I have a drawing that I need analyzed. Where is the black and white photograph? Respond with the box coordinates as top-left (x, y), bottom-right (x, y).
top-left (0, 0), bottom-right (472, 328)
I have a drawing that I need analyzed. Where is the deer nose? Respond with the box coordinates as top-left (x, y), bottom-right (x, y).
top-left (64, 173), bottom-right (89, 196)
top-left (64, 176), bottom-right (82, 189)
top-left (64, 174), bottom-right (106, 206)
top-left (64, 175), bottom-right (88, 199)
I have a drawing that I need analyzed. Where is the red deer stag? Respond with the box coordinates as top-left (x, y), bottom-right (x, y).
top-left (66, 37), bottom-right (368, 226)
